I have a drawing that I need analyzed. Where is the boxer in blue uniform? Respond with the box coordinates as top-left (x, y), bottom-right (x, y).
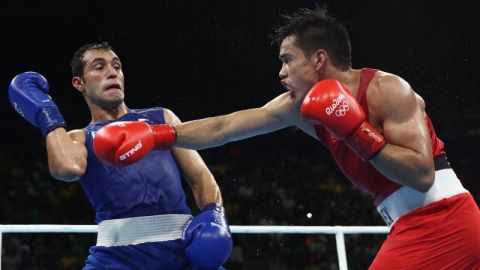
top-left (8, 42), bottom-right (232, 269)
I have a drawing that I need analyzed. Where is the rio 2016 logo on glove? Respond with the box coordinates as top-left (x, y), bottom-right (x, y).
top-left (325, 93), bottom-right (349, 117)
top-left (335, 101), bottom-right (349, 117)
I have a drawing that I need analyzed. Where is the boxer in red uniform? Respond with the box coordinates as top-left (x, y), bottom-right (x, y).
top-left (95, 7), bottom-right (480, 269)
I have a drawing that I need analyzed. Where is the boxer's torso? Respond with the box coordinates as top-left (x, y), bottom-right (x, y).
top-left (80, 108), bottom-right (191, 223)
top-left (313, 68), bottom-right (446, 205)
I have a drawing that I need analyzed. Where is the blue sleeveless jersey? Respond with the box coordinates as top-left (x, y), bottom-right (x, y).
top-left (80, 108), bottom-right (191, 223)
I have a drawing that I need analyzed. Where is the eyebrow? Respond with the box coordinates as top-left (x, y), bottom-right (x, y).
top-left (278, 53), bottom-right (291, 61)
top-left (90, 56), bottom-right (121, 65)
top-left (90, 58), bottom-right (106, 65)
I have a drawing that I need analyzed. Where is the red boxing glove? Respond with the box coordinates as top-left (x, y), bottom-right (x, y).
top-left (93, 121), bottom-right (176, 167)
top-left (301, 80), bottom-right (385, 161)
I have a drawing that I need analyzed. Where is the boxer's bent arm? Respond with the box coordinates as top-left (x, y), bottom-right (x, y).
top-left (46, 128), bottom-right (87, 182)
top-left (164, 109), bottom-right (222, 209)
top-left (174, 147), bottom-right (222, 209)
top-left (368, 75), bottom-right (434, 192)
top-left (174, 93), bottom-right (294, 150)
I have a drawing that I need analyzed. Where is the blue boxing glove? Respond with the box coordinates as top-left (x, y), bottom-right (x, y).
top-left (8, 71), bottom-right (66, 137)
top-left (183, 203), bottom-right (233, 270)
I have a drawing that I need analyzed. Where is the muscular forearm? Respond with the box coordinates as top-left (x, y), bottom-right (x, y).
top-left (190, 173), bottom-right (223, 210)
top-left (46, 129), bottom-right (87, 182)
top-left (175, 108), bottom-right (289, 150)
top-left (175, 115), bottom-right (231, 150)
top-left (370, 144), bottom-right (435, 192)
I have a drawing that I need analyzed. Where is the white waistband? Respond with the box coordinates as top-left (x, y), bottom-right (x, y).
top-left (377, 168), bottom-right (468, 228)
top-left (96, 214), bottom-right (192, 247)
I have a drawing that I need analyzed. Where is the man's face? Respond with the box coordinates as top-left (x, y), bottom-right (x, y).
top-left (278, 36), bottom-right (320, 105)
top-left (80, 49), bottom-right (125, 109)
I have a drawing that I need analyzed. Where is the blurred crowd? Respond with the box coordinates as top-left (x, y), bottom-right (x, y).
top-left (1, 128), bottom-right (476, 270)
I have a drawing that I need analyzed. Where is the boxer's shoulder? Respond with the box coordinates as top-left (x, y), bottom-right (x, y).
top-left (367, 73), bottom-right (416, 112)
top-left (162, 108), bottom-right (181, 125)
top-left (370, 71), bottom-right (411, 95)
top-left (264, 92), bottom-right (297, 121)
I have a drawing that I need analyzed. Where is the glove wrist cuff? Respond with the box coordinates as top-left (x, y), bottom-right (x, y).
top-left (38, 107), bottom-right (66, 137)
top-left (202, 203), bottom-right (223, 212)
top-left (345, 121), bottom-right (386, 161)
top-left (152, 124), bottom-right (176, 150)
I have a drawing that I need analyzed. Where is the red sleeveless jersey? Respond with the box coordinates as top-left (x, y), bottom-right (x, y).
top-left (314, 68), bottom-right (446, 205)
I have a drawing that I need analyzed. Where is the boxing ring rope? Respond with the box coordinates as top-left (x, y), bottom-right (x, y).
top-left (0, 225), bottom-right (389, 270)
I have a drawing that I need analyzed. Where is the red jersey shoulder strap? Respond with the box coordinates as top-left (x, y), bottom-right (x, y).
top-left (357, 68), bottom-right (378, 109)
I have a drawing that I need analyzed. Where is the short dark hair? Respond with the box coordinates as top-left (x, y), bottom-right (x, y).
top-left (70, 42), bottom-right (114, 78)
top-left (272, 6), bottom-right (352, 70)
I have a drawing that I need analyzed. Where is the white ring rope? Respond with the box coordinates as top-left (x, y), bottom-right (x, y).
top-left (0, 225), bottom-right (389, 270)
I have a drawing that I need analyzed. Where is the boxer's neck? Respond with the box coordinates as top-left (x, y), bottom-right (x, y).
top-left (90, 103), bottom-right (129, 122)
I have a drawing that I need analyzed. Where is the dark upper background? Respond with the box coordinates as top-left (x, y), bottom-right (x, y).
top-left (0, 2), bottom-right (478, 268)
top-left (1, 0), bottom-right (479, 195)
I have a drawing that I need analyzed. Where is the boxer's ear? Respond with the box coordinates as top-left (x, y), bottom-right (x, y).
top-left (311, 49), bottom-right (327, 71)
top-left (72, 76), bottom-right (85, 93)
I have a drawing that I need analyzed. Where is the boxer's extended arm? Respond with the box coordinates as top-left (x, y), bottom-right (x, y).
top-left (174, 93), bottom-right (294, 149)
top-left (164, 109), bottom-right (222, 209)
top-left (46, 129), bottom-right (87, 182)
top-left (368, 75), bottom-right (434, 192)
